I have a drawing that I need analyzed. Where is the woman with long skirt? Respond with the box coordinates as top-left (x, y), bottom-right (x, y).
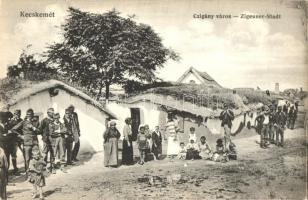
top-left (165, 115), bottom-right (180, 159)
top-left (103, 121), bottom-right (121, 167)
top-left (122, 118), bottom-right (134, 165)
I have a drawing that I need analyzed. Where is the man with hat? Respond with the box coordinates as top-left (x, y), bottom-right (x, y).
top-left (219, 103), bottom-right (234, 152)
top-left (11, 109), bottom-right (40, 172)
top-left (68, 105), bottom-right (80, 162)
top-left (275, 106), bottom-right (287, 147)
top-left (39, 108), bottom-right (55, 173)
top-left (6, 109), bottom-right (23, 174)
top-left (287, 105), bottom-right (297, 130)
top-left (49, 113), bottom-right (67, 173)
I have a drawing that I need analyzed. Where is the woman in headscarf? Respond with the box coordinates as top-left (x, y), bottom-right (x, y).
top-left (0, 147), bottom-right (8, 200)
top-left (103, 121), bottom-right (121, 167)
top-left (122, 118), bottom-right (134, 165)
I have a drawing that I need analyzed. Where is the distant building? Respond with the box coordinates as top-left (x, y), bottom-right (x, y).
top-left (176, 67), bottom-right (222, 88)
top-left (275, 83), bottom-right (280, 93)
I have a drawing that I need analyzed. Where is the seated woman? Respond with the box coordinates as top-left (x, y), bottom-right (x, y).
top-left (198, 136), bottom-right (213, 160)
top-left (212, 138), bottom-right (228, 162)
top-left (185, 139), bottom-right (200, 160)
top-left (177, 142), bottom-right (187, 160)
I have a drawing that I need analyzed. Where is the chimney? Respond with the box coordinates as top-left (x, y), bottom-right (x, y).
top-left (275, 83), bottom-right (279, 93)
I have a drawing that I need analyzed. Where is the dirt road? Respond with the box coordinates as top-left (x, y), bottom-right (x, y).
top-left (7, 127), bottom-right (307, 200)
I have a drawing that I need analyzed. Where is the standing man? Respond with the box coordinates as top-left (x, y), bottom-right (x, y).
top-left (255, 107), bottom-right (265, 148)
top-left (63, 109), bottom-right (74, 165)
top-left (6, 110), bottom-right (23, 174)
top-left (287, 106), bottom-right (296, 130)
top-left (49, 113), bottom-right (67, 173)
top-left (219, 103), bottom-right (235, 152)
top-left (275, 106), bottom-right (287, 147)
top-left (268, 105), bottom-right (277, 144)
top-left (68, 105), bottom-right (80, 162)
top-left (39, 108), bottom-right (55, 173)
top-left (151, 125), bottom-right (162, 160)
top-left (11, 109), bottom-right (40, 172)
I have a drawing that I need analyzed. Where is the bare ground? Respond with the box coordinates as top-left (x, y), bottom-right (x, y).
top-left (6, 127), bottom-right (307, 200)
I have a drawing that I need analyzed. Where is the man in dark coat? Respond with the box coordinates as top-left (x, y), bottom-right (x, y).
top-left (39, 108), bottom-right (55, 172)
top-left (151, 126), bottom-right (162, 160)
top-left (219, 103), bottom-right (234, 152)
top-left (11, 109), bottom-right (40, 172)
top-left (275, 106), bottom-right (287, 147)
top-left (287, 106), bottom-right (297, 130)
top-left (6, 110), bottom-right (23, 174)
top-left (63, 109), bottom-right (74, 165)
top-left (68, 105), bottom-right (80, 162)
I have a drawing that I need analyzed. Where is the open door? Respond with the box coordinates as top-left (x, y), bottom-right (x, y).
top-left (130, 108), bottom-right (140, 141)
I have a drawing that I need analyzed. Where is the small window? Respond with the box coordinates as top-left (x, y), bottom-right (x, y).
top-left (189, 80), bottom-right (196, 84)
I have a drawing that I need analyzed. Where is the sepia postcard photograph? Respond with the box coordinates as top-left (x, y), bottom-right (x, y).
top-left (0, 0), bottom-right (307, 199)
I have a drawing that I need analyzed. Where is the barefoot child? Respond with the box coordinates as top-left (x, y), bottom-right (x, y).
top-left (28, 147), bottom-right (46, 200)
top-left (137, 126), bottom-right (148, 165)
top-left (177, 142), bottom-right (186, 160)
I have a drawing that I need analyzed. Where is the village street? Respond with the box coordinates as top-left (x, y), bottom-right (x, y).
top-left (6, 126), bottom-right (307, 200)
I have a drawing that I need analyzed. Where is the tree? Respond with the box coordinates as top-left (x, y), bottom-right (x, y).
top-left (46, 7), bottom-right (179, 101)
top-left (7, 49), bottom-right (56, 80)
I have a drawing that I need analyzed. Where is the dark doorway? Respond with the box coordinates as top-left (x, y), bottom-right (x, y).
top-left (130, 108), bottom-right (140, 141)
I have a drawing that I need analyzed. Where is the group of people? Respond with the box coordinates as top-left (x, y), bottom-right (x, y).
top-left (103, 118), bottom-right (163, 167)
top-left (103, 106), bottom-right (239, 168)
top-left (255, 101), bottom-right (298, 148)
top-left (0, 105), bottom-right (80, 200)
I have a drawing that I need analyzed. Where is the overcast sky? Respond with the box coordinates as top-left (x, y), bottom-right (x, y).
top-left (0, 0), bottom-right (307, 90)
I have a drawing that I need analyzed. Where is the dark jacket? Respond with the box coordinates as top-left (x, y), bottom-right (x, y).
top-left (275, 111), bottom-right (287, 128)
top-left (39, 117), bottom-right (53, 143)
top-left (151, 131), bottom-right (162, 146)
top-left (219, 109), bottom-right (235, 128)
top-left (11, 119), bottom-right (40, 146)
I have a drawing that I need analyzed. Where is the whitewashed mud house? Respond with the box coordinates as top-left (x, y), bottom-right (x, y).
top-left (3, 79), bottom-right (116, 153)
top-left (176, 67), bottom-right (222, 88)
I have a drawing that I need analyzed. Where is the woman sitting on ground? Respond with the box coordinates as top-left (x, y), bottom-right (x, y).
top-left (185, 139), bottom-right (200, 160)
top-left (212, 138), bottom-right (228, 162)
top-left (198, 136), bottom-right (213, 160)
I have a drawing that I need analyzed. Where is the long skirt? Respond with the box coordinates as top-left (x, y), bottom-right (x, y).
top-left (167, 136), bottom-right (180, 156)
top-left (122, 139), bottom-right (134, 165)
top-left (104, 138), bottom-right (118, 167)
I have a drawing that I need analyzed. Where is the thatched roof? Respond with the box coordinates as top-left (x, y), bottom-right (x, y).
top-left (0, 79), bottom-right (117, 119)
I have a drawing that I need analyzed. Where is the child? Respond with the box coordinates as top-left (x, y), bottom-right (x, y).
top-left (228, 141), bottom-right (237, 160)
top-left (188, 127), bottom-right (197, 143)
top-left (177, 142), bottom-right (187, 160)
top-left (28, 147), bottom-right (46, 200)
top-left (212, 139), bottom-right (228, 162)
top-left (198, 136), bottom-right (213, 160)
top-left (137, 126), bottom-right (148, 165)
top-left (185, 139), bottom-right (200, 160)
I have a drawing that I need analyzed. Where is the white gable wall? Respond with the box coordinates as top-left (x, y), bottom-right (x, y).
top-left (10, 88), bottom-right (109, 153)
top-left (180, 72), bottom-right (203, 84)
top-left (107, 101), bottom-right (165, 135)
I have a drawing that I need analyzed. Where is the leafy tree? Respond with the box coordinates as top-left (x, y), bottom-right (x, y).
top-left (46, 7), bottom-right (179, 101)
top-left (7, 49), bottom-right (56, 80)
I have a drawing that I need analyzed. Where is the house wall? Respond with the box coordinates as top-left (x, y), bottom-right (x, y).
top-left (107, 101), bottom-right (166, 136)
top-left (10, 88), bottom-right (110, 154)
top-left (180, 73), bottom-right (203, 84)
